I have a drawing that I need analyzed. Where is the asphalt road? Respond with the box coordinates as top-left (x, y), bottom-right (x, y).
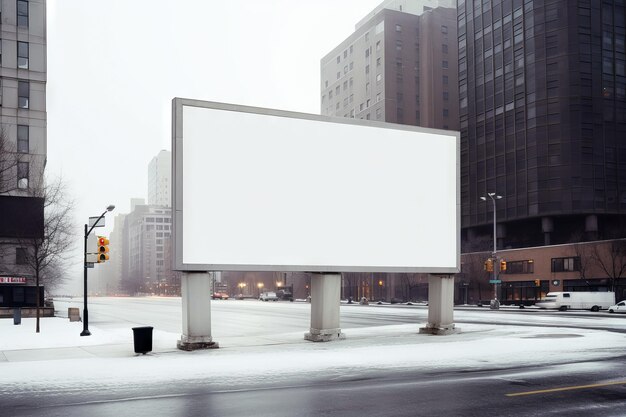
top-left (56, 296), bottom-right (626, 336)
top-left (6, 356), bottom-right (626, 417)
top-left (6, 297), bottom-right (617, 416)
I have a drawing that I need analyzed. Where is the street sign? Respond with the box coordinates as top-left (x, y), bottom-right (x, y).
top-left (89, 216), bottom-right (105, 228)
top-left (86, 263), bottom-right (94, 268)
top-left (489, 279), bottom-right (502, 284)
top-left (86, 254), bottom-right (99, 263)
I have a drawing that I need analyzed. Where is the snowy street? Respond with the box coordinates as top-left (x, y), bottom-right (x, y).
top-left (1, 297), bottom-right (626, 416)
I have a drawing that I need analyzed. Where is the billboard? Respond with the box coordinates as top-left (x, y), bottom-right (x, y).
top-left (0, 196), bottom-right (44, 239)
top-left (172, 99), bottom-right (459, 273)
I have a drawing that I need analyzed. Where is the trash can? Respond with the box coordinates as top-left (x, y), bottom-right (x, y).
top-left (132, 326), bottom-right (153, 354)
top-left (13, 308), bottom-right (21, 325)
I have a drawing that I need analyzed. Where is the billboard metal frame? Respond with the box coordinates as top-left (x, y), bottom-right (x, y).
top-left (172, 98), bottom-right (460, 274)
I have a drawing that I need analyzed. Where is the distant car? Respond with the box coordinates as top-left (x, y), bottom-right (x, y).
top-left (211, 292), bottom-right (229, 300)
top-left (259, 291), bottom-right (278, 301)
top-left (608, 301), bottom-right (626, 313)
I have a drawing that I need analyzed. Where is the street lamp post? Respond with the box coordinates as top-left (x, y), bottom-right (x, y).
top-left (81, 205), bottom-right (115, 336)
top-left (480, 193), bottom-right (502, 309)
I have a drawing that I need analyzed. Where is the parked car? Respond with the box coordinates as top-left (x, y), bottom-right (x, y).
top-left (259, 291), bottom-right (278, 301)
top-left (211, 292), bottom-right (229, 300)
top-left (608, 300), bottom-right (626, 313)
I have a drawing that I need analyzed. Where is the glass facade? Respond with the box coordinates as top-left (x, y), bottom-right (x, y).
top-left (459, 0), bottom-right (626, 249)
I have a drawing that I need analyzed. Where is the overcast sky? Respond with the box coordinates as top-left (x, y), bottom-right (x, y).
top-left (46, 0), bottom-right (384, 290)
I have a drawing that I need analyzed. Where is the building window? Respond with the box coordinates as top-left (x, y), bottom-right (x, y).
top-left (395, 24), bottom-right (402, 32)
top-left (443, 75), bottom-right (448, 85)
top-left (442, 60), bottom-right (449, 69)
top-left (17, 41), bottom-right (28, 69)
top-left (504, 260), bottom-right (534, 274)
top-left (443, 91), bottom-right (449, 101)
top-left (376, 73), bottom-right (382, 83)
top-left (441, 25), bottom-right (448, 34)
top-left (443, 108), bottom-right (449, 117)
top-left (336, 72), bottom-right (340, 80)
top-left (18, 80), bottom-right (29, 108)
top-left (17, 0), bottom-right (28, 27)
top-left (376, 41), bottom-right (381, 51)
top-left (551, 257), bottom-right (580, 272)
top-left (336, 56), bottom-right (340, 64)
top-left (16, 248), bottom-right (27, 264)
top-left (442, 44), bottom-right (448, 54)
top-left (17, 125), bottom-right (28, 153)
top-left (17, 161), bottom-right (28, 189)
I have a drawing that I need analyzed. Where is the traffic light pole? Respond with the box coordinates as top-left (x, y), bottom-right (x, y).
top-left (81, 205), bottom-right (115, 336)
top-left (81, 223), bottom-right (91, 336)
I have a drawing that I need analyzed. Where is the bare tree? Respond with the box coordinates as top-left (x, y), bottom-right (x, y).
top-left (571, 239), bottom-right (595, 287)
top-left (0, 126), bottom-right (20, 194)
top-left (461, 252), bottom-right (491, 304)
top-left (16, 174), bottom-right (75, 333)
top-left (592, 239), bottom-right (626, 292)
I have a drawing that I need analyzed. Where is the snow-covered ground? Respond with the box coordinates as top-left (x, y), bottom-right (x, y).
top-left (1, 305), bottom-right (626, 392)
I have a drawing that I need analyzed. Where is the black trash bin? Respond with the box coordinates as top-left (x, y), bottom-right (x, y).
top-left (132, 326), bottom-right (153, 354)
top-left (13, 308), bottom-right (21, 325)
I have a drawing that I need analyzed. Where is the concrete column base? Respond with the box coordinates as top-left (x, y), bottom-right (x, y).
top-left (177, 335), bottom-right (219, 351)
top-left (419, 324), bottom-right (458, 335)
top-left (304, 327), bottom-right (345, 342)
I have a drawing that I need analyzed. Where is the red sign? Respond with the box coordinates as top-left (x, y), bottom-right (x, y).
top-left (0, 277), bottom-right (27, 284)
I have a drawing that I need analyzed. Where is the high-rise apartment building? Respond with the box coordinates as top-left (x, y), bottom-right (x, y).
top-left (321, 0), bottom-right (458, 130)
top-left (120, 204), bottom-right (172, 294)
top-left (459, 0), bottom-right (626, 250)
top-left (321, 0), bottom-right (458, 302)
top-left (0, 0), bottom-right (48, 308)
top-left (148, 150), bottom-right (171, 207)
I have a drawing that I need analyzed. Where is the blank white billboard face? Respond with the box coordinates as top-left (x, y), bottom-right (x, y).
top-left (173, 99), bottom-right (459, 273)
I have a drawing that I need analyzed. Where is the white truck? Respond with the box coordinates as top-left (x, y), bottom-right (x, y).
top-left (536, 291), bottom-right (615, 311)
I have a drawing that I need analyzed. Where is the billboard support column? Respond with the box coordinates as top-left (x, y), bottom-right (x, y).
top-left (419, 274), bottom-right (459, 335)
top-left (305, 273), bottom-right (345, 342)
top-left (177, 271), bottom-right (219, 351)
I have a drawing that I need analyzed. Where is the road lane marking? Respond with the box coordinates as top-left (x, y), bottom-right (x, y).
top-left (506, 380), bottom-right (626, 397)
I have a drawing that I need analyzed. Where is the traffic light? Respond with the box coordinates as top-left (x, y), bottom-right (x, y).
top-left (534, 279), bottom-right (541, 287)
top-left (97, 236), bottom-right (110, 263)
top-left (500, 260), bottom-right (507, 272)
top-left (484, 258), bottom-right (494, 272)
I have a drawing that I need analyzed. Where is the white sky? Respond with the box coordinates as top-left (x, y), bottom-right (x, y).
top-left (45, 0), bottom-right (383, 290)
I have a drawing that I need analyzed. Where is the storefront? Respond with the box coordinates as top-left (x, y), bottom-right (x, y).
top-left (0, 277), bottom-right (44, 308)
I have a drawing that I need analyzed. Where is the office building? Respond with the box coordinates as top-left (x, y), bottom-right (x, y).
top-left (459, 0), bottom-right (626, 250)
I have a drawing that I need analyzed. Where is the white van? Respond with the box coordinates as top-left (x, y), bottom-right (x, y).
top-left (536, 292), bottom-right (615, 311)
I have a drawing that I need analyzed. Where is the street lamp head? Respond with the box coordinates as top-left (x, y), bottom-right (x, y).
top-left (495, 195), bottom-right (502, 200)
top-left (106, 205), bottom-right (115, 212)
top-left (480, 196), bottom-right (487, 201)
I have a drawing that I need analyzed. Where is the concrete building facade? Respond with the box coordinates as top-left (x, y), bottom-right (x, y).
top-left (148, 150), bottom-right (171, 207)
top-left (120, 204), bottom-right (173, 295)
top-left (0, 0), bottom-right (47, 309)
top-left (321, 1), bottom-right (458, 130)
